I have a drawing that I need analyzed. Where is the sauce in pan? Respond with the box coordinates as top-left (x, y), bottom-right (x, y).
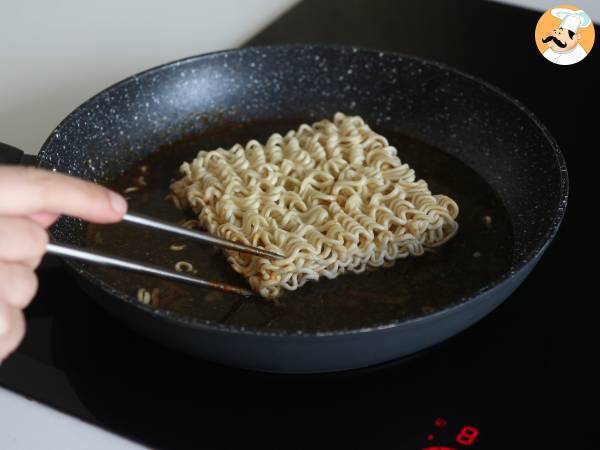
top-left (86, 121), bottom-right (513, 332)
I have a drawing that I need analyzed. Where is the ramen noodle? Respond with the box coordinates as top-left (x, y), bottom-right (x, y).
top-left (171, 113), bottom-right (459, 298)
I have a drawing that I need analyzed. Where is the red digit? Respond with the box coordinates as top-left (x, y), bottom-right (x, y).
top-left (455, 426), bottom-right (479, 446)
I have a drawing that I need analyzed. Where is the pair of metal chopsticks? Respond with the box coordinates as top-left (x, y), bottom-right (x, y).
top-left (46, 212), bottom-right (284, 297)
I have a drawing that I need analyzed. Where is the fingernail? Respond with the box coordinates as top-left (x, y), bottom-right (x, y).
top-left (108, 191), bottom-right (128, 215)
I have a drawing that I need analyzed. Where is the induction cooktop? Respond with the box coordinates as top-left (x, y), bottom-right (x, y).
top-left (1, 0), bottom-right (596, 448)
top-left (0, 253), bottom-right (590, 449)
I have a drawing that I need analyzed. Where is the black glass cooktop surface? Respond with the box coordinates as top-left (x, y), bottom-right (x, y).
top-left (1, 0), bottom-right (596, 448)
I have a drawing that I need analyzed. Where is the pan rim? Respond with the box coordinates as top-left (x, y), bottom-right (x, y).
top-left (38, 43), bottom-right (569, 338)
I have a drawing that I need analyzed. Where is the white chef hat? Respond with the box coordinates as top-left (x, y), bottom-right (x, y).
top-left (551, 8), bottom-right (592, 33)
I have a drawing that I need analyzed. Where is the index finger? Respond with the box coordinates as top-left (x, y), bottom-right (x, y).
top-left (0, 167), bottom-right (127, 223)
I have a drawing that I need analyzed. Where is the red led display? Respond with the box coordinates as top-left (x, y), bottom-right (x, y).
top-left (423, 418), bottom-right (479, 449)
top-left (455, 426), bottom-right (479, 446)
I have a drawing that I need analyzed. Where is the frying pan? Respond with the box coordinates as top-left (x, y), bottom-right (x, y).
top-left (0, 45), bottom-right (567, 373)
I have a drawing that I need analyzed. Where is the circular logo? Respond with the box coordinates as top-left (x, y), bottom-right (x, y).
top-left (535, 4), bottom-right (595, 65)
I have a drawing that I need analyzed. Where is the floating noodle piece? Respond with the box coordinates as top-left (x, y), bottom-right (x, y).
top-left (179, 219), bottom-right (200, 229)
top-left (137, 288), bottom-right (151, 304)
top-left (171, 113), bottom-right (459, 299)
top-left (174, 261), bottom-right (194, 273)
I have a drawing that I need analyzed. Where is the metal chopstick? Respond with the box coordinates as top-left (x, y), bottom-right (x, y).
top-left (46, 242), bottom-right (254, 297)
top-left (122, 213), bottom-right (284, 260)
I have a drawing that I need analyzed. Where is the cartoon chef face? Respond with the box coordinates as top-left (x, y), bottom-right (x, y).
top-left (542, 27), bottom-right (581, 52)
top-left (537, 7), bottom-right (593, 66)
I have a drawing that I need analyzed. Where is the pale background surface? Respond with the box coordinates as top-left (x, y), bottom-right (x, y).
top-left (0, 1), bottom-right (596, 448)
top-left (495, 0), bottom-right (599, 20)
top-left (0, 0), bottom-right (298, 154)
top-left (0, 0), bottom-right (597, 154)
top-left (0, 388), bottom-right (146, 449)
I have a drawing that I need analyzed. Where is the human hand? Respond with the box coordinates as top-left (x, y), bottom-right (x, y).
top-left (0, 167), bottom-right (127, 363)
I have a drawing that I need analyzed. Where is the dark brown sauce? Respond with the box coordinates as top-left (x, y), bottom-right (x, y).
top-left (86, 121), bottom-right (513, 332)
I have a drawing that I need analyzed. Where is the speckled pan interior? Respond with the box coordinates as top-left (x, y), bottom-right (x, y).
top-left (38, 45), bottom-right (567, 333)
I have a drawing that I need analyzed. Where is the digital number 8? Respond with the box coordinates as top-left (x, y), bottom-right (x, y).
top-left (456, 426), bottom-right (479, 446)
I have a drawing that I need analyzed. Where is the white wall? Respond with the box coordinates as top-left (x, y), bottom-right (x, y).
top-left (0, 0), bottom-right (298, 154)
top-left (493, 0), bottom-right (600, 21)
top-left (0, 0), bottom-right (596, 155)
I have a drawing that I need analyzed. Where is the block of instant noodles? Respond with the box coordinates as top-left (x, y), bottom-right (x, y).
top-left (171, 113), bottom-right (459, 298)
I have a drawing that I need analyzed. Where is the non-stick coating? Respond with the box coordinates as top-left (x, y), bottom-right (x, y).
top-left (37, 45), bottom-right (567, 372)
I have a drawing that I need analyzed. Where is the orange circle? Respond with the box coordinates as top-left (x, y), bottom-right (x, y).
top-left (534, 4), bottom-right (595, 60)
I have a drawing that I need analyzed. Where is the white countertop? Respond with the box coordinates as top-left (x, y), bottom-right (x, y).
top-left (0, 389), bottom-right (145, 449)
top-left (0, 0), bottom-right (297, 155)
top-left (494, 0), bottom-right (599, 19)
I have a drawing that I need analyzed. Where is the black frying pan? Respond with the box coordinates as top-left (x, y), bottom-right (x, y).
top-left (0, 45), bottom-right (567, 373)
